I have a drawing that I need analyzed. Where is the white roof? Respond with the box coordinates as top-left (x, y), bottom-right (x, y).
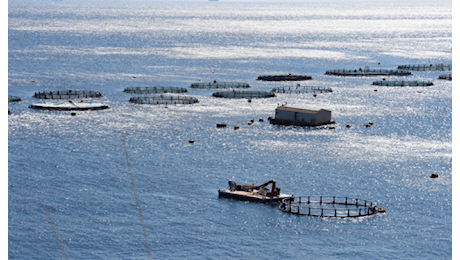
top-left (275, 105), bottom-right (330, 114)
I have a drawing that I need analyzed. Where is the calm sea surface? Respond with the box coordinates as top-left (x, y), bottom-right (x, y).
top-left (8, 0), bottom-right (452, 259)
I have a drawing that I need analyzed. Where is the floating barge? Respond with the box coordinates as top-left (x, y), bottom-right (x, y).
top-left (397, 63), bottom-right (451, 71)
top-left (190, 81), bottom-right (250, 89)
top-left (438, 74), bottom-right (452, 81)
top-left (123, 86), bottom-right (188, 94)
top-left (269, 105), bottom-right (335, 127)
top-left (218, 180), bottom-right (294, 203)
top-left (325, 67), bottom-right (411, 76)
top-left (129, 95), bottom-right (199, 105)
top-left (257, 74), bottom-right (312, 81)
top-left (372, 80), bottom-right (433, 87)
top-left (29, 100), bottom-right (109, 111)
top-left (33, 90), bottom-right (103, 99)
top-left (212, 90), bottom-right (275, 99)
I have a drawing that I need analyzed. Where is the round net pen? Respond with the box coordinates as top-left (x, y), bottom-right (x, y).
top-left (325, 69), bottom-right (411, 76)
top-left (397, 64), bottom-right (452, 71)
top-left (212, 91), bottom-right (275, 99)
top-left (257, 74), bottom-right (312, 81)
top-left (279, 195), bottom-right (385, 218)
top-left (190, 82), bottom-right (250, 89)
top-left (129, 95), bottom-right (199, 105)
top-left (8, 95), bottom-right (22, 102)
top-left (272, 86), bottom-right (333, 94)
top-left (438, 74), bottom-right (452, 81)
top-left (372, 81), bottom-right (433, 87)
top-left (123, 86), bottom-right (188, 94)
top-left (33, 90), bottom-right (103, 99)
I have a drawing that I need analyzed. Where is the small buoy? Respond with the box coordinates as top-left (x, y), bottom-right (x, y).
top-left (217, 123), bottom-right (227, 128)
top-left (374, 89), bottom-right (378, 92)
top-left (250, 119), bottom-right (254, 123)
top-left (378, 62), bottom-right (380, 65)
top-left (346, 124), bottom-right (351, 128)
top-left (368, 122), bottom-right (373, 125)
top-left (234, 125), bottom-right (239, 130)
top-left (248, 99), bottom-right (251, 103)
top-left (31, 80), bottom-right (35, 82)
top-left (189, 139), bottom-right (194, 144)
top-left (69, 89), bottom-right (72, 92)
top-left (313, 94), bottom-right (317, 97)
top-left (213, 80), bottom-right (217, 83)
top-left (8, 109), bottom-right (11, 115)
top-left (382, 78), bottom-right (385, 81)
top-left (71, 112), bottom-right (76, 116)
top-left (133, 76), bottom-right (136, 78)
top-left (430, 173), bottom-right (439, 178)
top-left (248, 121), bottom-right (253, 126)
top-left (365, 124), bottom-right (371, 128)
top-left (377, 208), bottom-right (386, 213)
top-left (329, 126), bottom-right (335, 129)
top-left (267, 116), bottom-right (273, 121)
top-left (259, 118), bottom-right (264, 122)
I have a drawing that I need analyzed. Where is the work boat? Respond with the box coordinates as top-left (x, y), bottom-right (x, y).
top-left (218, 180), bottom-right (293, 203)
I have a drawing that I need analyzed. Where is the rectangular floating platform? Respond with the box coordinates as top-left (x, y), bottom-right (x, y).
top-left (218, 189), bottom-right (293, 203)
top-left (269, 105), bottom-right (334, 127)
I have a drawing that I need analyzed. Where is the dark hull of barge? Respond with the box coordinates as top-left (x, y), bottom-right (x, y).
top-left (269, 118), bottom-right (335, 127)
top-left (218, 189), bottom-right (293, 203)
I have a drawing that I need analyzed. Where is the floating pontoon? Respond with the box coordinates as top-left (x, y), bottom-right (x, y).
top-left (218, 180), bottom-right (294, 203)
top-left (269, 105), bottom-right (335, 127)
top-left (29, 100), bottom-right (109, 111)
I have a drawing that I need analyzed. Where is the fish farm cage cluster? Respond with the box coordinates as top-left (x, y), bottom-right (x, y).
top-left (372, 81), bottom-right (434, 87)
top-left (272, 86), bottom-right (333, 94)
top-left (33, 90), bottom-right (103, 99)
top-left (212, 91), bottom-right (276, 99)
top-left (257, 75), bottom-right (312, 81)
top-left (438, 74), bottom-right (452, 81)
top-left (397, 64), bottom-right (452, 71)
top-left (190, 82), bottom-right (250, 89)
top-left (278, 195), bottom-right (383, 218)
top-left (129, 95), bottom-right (199, 105)
top-left (8, 95), bottom-right (22, 102)
top-left (123, 86), bottom-right (188, 94)
top-left (325, 69), bottom-right (411, 76)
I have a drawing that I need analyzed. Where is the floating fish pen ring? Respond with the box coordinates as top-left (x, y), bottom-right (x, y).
top-left (372, 81), bottom-right (433, 87)
top-left (212, 91), bottom-right (275, 99)
top-left (190, 82), bottom-right (250, 89)
top-left (325, 68), bottom-right (411, 76)
top-left (272, 86), bottom-right (333, 94)
top-left (129, 95), bottom-right (199, 105)
top-left (257, 74), bottom-right (312, 81)
top-left (279, 195), bottom-right (385, 218)
top-left (438, 74), bottom-right (452, 81)
top-left (33, 90), bottom-right (103, 99)
top-left (398, 64), bottom-right (452, 71)
top-left (123, 86), bottom-right (188, 94)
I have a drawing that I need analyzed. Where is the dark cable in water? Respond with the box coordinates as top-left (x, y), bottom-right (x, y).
top-left (45, 210), bottom-right (68, 260)
top-left (122, 134), bottom-right (152, 260)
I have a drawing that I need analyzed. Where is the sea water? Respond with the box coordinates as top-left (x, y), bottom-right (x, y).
top-left (8, 0), bottom-right (452, 259)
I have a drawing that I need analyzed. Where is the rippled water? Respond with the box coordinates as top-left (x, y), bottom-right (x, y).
top-left (8, 0), bottom-right (452, 259)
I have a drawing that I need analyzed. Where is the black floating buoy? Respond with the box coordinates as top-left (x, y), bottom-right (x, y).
top-left (368, 122), bottom-right (373, 126)
top-left (31, 80), bottom-right (35, 82)
top-left (313, 94), bottom-right (317, 97)
top-left (430, 173), bottom-right (439, 178)
top-left (234, 125), bottom-right (239, 130)
top-left (329, 126), bottom-right (335, 129)
top-left (377, 208), bottom-right (386, 213)
top-left (133, 76), bottom-right (136, 78)
top-left (259, 117), bottom-right (264, 122)
top-left (71, 112), bottom-right (76, 116)
top-left (8, 109), bottom-right (11, 115)
top-left (248, 121), bottom-right (253, 126)
top-left (346, 124), bottom-right (351, 128)
top-left (248, 99), bottom-right (251, 103)
top-left (365, 124), bottom-right (371, 128)
top-left (189, 139), bottom-right (194, 144)
top-left (374, 89), bottom-right (378, 92)
top-left (267, 116), bottom-right (273, 121)
top-left (217, 123), bottom-right (227, 128)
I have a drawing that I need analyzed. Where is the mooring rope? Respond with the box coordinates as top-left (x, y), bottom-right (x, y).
top-left (45, 210), bottom-right (68, 260)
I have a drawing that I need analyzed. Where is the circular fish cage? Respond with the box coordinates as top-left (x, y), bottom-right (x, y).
top-left (190, 82), bottom-right (250, 89)
top-left (257, 74), bottom-right (312, 81)
top-left (8, 95), bottom-right (22, 102)
top-left (438, 74), bottom-right (452, 81)
top-left (129, 95), bottom-right (199, 105)
top-left (123, 86), bottom-right (188, 94)
top-left (279, 195), bottom-right (384, 218)
top-left (272, 86), bottom-right (333, 94)
top-left (33, 90), bottom-right (103, 99)
top-left (397, 63), bottom-right (452, 71)
top-left (212, 91), bottom-right (275, 99)
top-left (325, 68), bottom-right (411, 76)
top-left (372, 81), bottom-right (433, 87)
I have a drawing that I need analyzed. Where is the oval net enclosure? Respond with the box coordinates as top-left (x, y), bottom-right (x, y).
top-left (129, 95), bottom-right (199, 105)
top-left (397, 64), bottom-right (451, 71)
top-left (438, 74), bottom-right (452, 81)
top-left (212, 91), bottom-right (275, 99)
top-left (279, 195), bottom-right (385, 218)
top-left (123, 86), bottom-right (188, 94)
top-left (372, 81), bottom-right (433, 87)
top-left (33, 90), bottom-right (103, 99)
top-left (272, 86), bottom-right (333, 94)
top-left (190, 82), bottom-right (250, 89)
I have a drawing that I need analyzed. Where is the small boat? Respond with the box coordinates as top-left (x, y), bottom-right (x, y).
top-left (29, 100), bottom-right (109, 111)
top-left (218, 180), bottom-right (293, 203)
